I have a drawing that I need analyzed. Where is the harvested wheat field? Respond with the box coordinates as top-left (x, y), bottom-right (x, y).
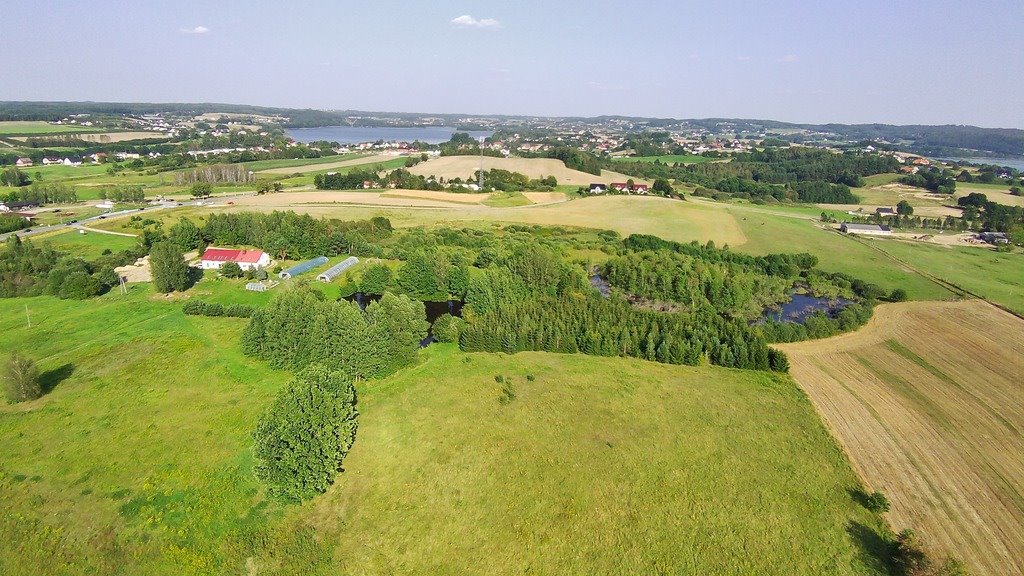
top-left (778, 300), bottom-right (1024, 576)
top-left (231, 190), bottom-right (482, 209)
top-left (257, 153), bottom-right (400, 175)
top-left (381, 190), bottom-right (492, 204)
top-left (408, 156), bottom-right (647, 186)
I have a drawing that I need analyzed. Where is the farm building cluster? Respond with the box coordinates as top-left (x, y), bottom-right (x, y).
top-left (588, 182), bottom-right (650, 194)
top-left (198, 247), bottom-right (359, 290)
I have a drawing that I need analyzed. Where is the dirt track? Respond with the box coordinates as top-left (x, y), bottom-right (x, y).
top-left (779, 300), bottom-right (1024, 575)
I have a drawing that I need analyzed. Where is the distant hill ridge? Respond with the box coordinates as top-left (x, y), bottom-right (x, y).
top-left (1, 101), bottom-right (1020, 156)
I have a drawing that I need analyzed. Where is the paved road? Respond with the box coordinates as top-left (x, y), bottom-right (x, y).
top-left (0, 191), bottom-right (256, 243)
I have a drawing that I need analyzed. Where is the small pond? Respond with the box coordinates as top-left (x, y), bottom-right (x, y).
top-left (760, 293), bottom-right (853, 324)
top-left (589, 271), bottom-right (611, 298)
top-left (344, 292), bottom-right (464, 346)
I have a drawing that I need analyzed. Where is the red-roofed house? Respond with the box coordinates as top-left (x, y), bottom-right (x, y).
top-left (632, 184), bottom-right (649, 194)
top-left (610, 182), bottom-right (629, 192)
top-left (200, 247), bottom-right (270, 271)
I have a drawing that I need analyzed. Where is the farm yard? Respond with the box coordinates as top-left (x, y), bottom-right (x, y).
top-left (778, 300), bottom-right (1024, 576)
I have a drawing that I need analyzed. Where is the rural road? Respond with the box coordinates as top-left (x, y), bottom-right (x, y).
top-left (0, 191), bottom-right (256, 243)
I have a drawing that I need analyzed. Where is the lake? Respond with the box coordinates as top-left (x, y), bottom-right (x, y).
top-left (287, 126), bottom-right (493, 145)
top-left (939, 156), bottom-right (1024, 171)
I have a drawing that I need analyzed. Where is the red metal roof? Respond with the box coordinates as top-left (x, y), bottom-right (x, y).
top-left (201, 247), bottom-right (266, 263)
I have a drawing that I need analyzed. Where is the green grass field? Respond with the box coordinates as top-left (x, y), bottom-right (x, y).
top-left (0, 287), bottom-right (891, 575)
top-left (0, 121), bottom-right (96, 135)
top-left (483, 191), bottom-right (532, 207)
top-left (240, 153), bottom-right (370, 172)
top-left (39, 230), bottom-right (141, 260)
top-left (864, 239), bottom-right (1024, 315)
top-left (611, 154), bottom-right (716, 164)
top-left (723, 204), bottom-right (958, 301)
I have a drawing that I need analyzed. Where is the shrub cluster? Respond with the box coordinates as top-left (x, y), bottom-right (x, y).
top-left (182, 300), bottom-right (256, 318)
top-left (252, 364), bottom-right (358, 503)
top-left (241, 289), bottom-right (429, 380)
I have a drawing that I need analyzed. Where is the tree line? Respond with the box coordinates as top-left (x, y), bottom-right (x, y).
top-left (608, 148), bottom-right (899, 203)
top-left (0, 235), bottom-right (143, 299)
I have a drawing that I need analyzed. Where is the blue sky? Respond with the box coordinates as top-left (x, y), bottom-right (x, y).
top-left (2, 0), bottom-right (1022, 127)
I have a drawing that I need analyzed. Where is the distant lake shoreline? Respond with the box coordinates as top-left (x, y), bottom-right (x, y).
top-left (286, 126), bottom-right (493, 145)
top-left (938, 156), bottom-right (1024, 171)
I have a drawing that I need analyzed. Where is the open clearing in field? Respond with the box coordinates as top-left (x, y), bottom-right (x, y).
top-left (225, 194), bottom-right (746, 246)
top-left (408, 156), bottom-right (647, 186)
top-left (233, 190), bottom-right (496, 209)
top-left (11, 131), bottom-right (169, 143)
top-left (312, 347), bottom-right (888, 575)
top-left (0, 121), bottom-right (94, 135)
top-left (40, 228), bottom-right (140, 260)
top-left (778, 300), bottom-right (1024, 576)
top-left (257, 153), bottom-right (401, 175)
top-left (955, 184), bottom-right (1024, 207)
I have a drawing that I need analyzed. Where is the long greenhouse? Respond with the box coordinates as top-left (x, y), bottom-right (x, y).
top-left (278, 256), bottom-right (329, 279)
top-left (317, 256), bottom-right (359, 282)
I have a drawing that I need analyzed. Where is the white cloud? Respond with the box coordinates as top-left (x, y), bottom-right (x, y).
top-left (180, 26), bottom-right (210, 34)
top-left (736, 55), bottom-right (752, 61)
top-left (450, 15), bottom-right (501, 28)
top-left (777, 54), bottom-right (800, 63)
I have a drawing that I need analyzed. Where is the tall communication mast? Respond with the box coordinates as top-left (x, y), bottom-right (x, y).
top-left (478, 136), bottom-right (484, 191)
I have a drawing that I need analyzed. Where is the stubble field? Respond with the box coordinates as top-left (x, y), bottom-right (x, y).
top-left (408, 156), bottom-right (647, 186)
top-left (778, 300), bottom-right (1024, 576)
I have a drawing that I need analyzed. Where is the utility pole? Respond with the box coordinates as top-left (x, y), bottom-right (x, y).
top-left (478, 136), bottom-right (484, 191)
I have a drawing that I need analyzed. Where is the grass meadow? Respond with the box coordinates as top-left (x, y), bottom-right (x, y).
top-left (0, 121), bottom-right (96, 135)
top-left (40, 230), bottom-right (141, 260)
top-left (0, 285), bottom-right (891, 575)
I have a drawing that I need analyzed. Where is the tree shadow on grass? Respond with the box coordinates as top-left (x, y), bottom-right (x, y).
top-left (847, 520), bottom-right (892, 574)
top-left (849, 487), bottom-right (871, 509)
top-left (39, 363), bottom-right (74, 394)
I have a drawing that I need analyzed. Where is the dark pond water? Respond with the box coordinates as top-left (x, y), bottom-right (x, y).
top-left (344, 292), bottom-right (464, 346)
top-left (589, 272), bottom-right (611, 298)
top-left (761, 293), bottom-right (853, 324)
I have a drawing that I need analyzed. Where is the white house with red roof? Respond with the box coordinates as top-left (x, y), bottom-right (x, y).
top-left (200, 247), bottom-right (270, 271)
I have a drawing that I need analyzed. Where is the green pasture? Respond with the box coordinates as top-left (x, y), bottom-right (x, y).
top-left (0, 121), bottom-right (96, 135)
top-left (0, 286), bottom-right (890, 574)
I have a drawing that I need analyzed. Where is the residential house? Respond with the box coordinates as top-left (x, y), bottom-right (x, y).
top-left (15, 158), bottom-right (33, 168)
top-left (200, 247), bottom-right (271, 271)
